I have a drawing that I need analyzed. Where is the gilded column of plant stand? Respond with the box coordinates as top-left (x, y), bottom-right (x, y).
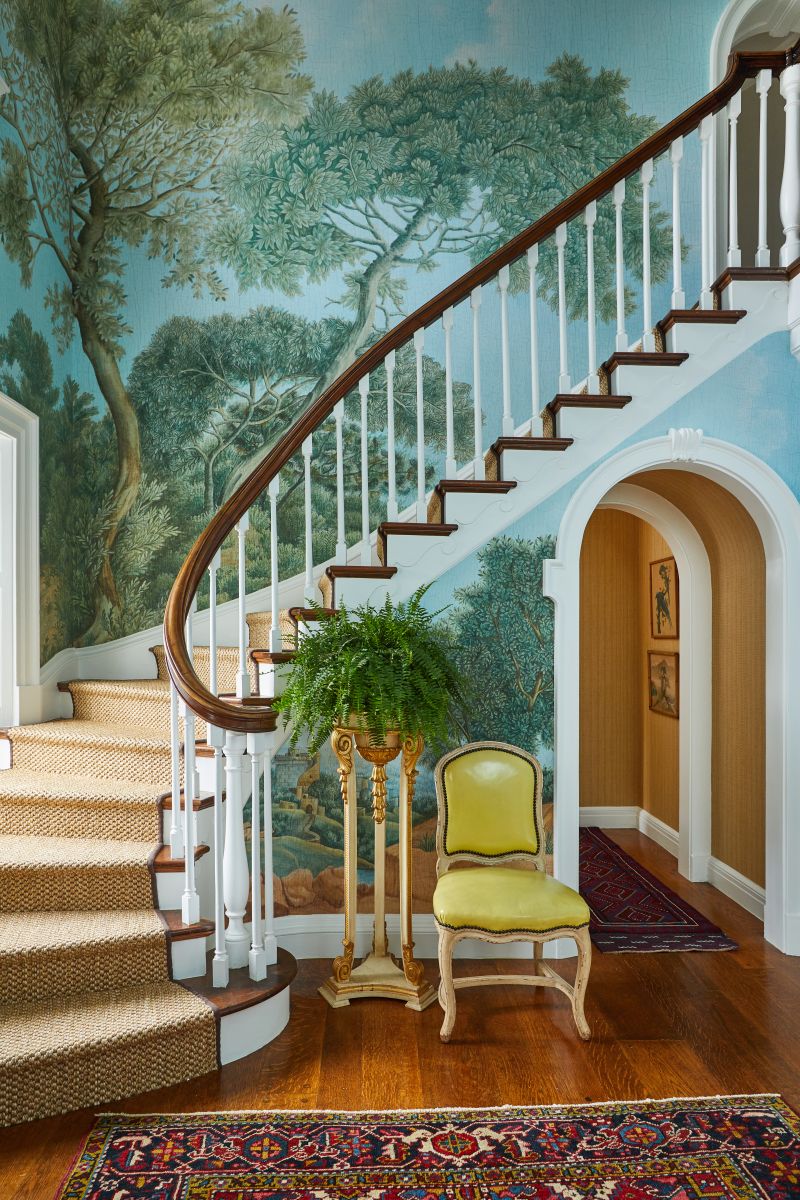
top-left (319, 727), bottom-right (437, 1010)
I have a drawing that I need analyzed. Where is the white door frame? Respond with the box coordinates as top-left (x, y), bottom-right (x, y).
top-left (0, 391), bottom-right (39, 730)
top-left (598, 482), bottom-right (713, 884)
top-left (544, 428), bottom-right (800, 956)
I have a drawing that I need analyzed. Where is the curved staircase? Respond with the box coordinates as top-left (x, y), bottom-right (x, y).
top-left (2, 41), bottom-right (800, 1127)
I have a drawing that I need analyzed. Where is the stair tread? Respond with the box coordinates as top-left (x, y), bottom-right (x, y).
top-left (5, 719), bottom-right (172, 751)
top-left (604, 351), bottom-right (689, 369)
top-left (491, 436), bottom-right (573, 448)
top-left (379, 522), bottom-right (458, 534)
top-left (59, 678), bottom-right (169, 697)
top-left (324, 565), bottom-right (397, 577)
top-left (0, 980), bottom-right (211, 1066)
top-left (0, 833), bottom-right (153, 869)
top-left (434, 479), bottom-right (517, 492)
top-left (547, 394), bottom-right (631, 409)
top-left (0, 767), bottom-right (165, 804)
top-left (0, 909), bottom-right (165, 957)
top-left (658, 308), bottom-right (747, 329)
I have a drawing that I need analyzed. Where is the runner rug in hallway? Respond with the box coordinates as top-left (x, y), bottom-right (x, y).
top-left (55, 1096), bottom-right (799, 1198)
top-left (580, 825), bottom-right (738, 952)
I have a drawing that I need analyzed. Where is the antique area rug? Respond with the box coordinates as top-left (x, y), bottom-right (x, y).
top-left (580, 826), bottom-right (738, 952)
top-left (55, 1095), bottom-right (800, 1199)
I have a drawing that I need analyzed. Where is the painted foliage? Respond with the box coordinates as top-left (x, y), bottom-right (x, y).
top-left (0, 0), bottom-right (727, 901)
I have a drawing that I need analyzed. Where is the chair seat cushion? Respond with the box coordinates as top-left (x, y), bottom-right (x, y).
top-left (433, 866), bottom-right (590, 935)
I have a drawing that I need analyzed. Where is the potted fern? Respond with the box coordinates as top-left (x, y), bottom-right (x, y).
top-left (275, 587), bottom-right (465, 755)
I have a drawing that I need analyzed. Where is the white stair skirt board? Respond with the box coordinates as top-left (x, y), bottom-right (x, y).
top-left (219, 986), bottom-right (291, 1066)
top-left (579, 804), bottom-right (765, 921)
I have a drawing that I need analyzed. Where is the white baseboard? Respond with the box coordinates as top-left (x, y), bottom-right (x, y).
top-left (707, 856), bottom-right (766, 921)
top-left (274, 913), bottom-right (565, 961)
top-left (578, 805), bottom-right (641, 828)
top-left (638, 810), bottom-right (679, 858)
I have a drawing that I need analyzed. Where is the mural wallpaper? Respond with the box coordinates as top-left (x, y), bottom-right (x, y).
top-left (0, 0), bottom-right (741, 909)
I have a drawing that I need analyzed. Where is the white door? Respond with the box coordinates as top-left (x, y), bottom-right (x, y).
top-left (0, 433), bottom-right (15, 728)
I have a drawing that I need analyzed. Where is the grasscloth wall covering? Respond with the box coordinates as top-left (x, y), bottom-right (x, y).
top-left (579, 482), bottom-right (766, 889)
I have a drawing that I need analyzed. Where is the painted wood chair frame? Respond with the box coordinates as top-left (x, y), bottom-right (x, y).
top-left (433, 740), bottom-right (592, 1043)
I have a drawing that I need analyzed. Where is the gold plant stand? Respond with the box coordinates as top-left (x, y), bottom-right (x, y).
top-left (318, 726), bottom-right (437, 1011)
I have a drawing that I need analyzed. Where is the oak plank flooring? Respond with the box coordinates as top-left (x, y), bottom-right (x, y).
top-left (2, 828), bottom-right (799, 1198)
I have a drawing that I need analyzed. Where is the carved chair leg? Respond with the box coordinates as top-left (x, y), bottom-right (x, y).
top-left (533, 940), bottom-right (544, 976)
top-left (571, 925), bottom-right (592, 1040)
top-left (437, 927), bottom-right (457, 1042)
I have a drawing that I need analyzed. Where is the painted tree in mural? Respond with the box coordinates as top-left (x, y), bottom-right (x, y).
top-left (0, 0), bottom-right (309, 640)
top-left (446, 535), bottom-right (557, 754)
top-left (214, 57), bottom-right (672, 487)
top-left (129, 308), bottom-right (474, 516)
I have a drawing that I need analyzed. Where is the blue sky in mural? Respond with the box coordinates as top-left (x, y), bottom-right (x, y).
top-left (0, 0), bottom-right (724, 409)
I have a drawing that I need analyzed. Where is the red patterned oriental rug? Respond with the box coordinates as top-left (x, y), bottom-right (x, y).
top-left (580, 826), bottom-right (738, 952)
top-left (55, 1095), bottom-right (800, 1199)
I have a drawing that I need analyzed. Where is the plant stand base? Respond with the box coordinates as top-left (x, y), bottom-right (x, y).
top-left (319, 952), bottom-right (438, 1010)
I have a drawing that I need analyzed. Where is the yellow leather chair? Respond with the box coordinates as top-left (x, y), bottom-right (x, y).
top-left (432, 741), bottom-right (592, 1042)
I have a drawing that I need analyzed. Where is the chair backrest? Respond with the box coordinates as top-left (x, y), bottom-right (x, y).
top-left (434, 741), bottom-right (545, 875)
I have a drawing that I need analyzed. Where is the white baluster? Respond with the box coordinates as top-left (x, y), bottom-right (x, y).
top-left (556, 223), bottom-right (570, 391)
top-left (268, 476), bottom-right (281, 653)
top-left (334, 400), bottom-right (346, 564)
top-left (700, 114), bottom-right (714, 308)
top-left (414, 328), bottom-right (426, 520)
top-left (727, 90), bottom-right (742, 268)
top-left (168, 683), bottom-right (181, 855)
top-left (584, 202), bottom-right (599, 392)
top-left (210, 723), bottom-right (228, 986)
top-left (613, 180), bottom-right (628, 350)
top-left (471, 286), bottom-right (484, 479)
top-left (385, 350), bottom-right (398, 519)
top-left (359, 375), bottom-right (371, 561)
top-left (247, 732), bottom-right (267, 981)
top-left (180, 701), bottom-right (200, 924)
top-left (262, 738), bottom-right (277, 965)
top-left (442, 308), bottom-right (456, 477)
top-left (207, 549), bottom-right (229, 987)
top-left (780, 63), bottom-right (800, 267)
top-left (236, 513), bottom-right (250, 698)
top-left (670, 138), bottom-right (685, 308)
top-left (527, 246), bottom-right (541, 432)
top-left (302, 435), bottom-right (314, 605)
top-left (222, 729), bottom-right (250, 969)
top-left (641, 158), bottom-right (655, 350)
top-left (756, 69), bottom-right (773, 267)
top-left (498, 265), bottom-right (513, 434)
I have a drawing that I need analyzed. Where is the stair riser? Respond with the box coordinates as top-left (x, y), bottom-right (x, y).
top-left (556, 408), bottom-right (628, 441)
top-left (10, 739), bottom-right (175, 787)
top-left (155, 850), bottom-right (214, 916)
top-left (718, 279), bottom-right (780, 312)
top-left (0, 1016), bottom-right (216, 1127)
top-left (435, 492), bottom-right (513, 527)
top-left (255, 661), bottom-right (293, 701)
top-left (68, 692), bottom-right (171, 728)
top-left (321, 577), bottom-right (392, 611)
top-left (0, 801), bottom-right (159, 843)
top-left (494, 450), bottom-right (570, 484)
top-left (0, 935), bottom-right (169, 1006)
top-left (606, 364), bottom-right (686, 397)
top-left (664, 324), bottom-right (738, 356)
top-left (381, 534), bottom-right (458, 571)
top-left (151, 645), bottom-right (256, 693)
top-left (160, 804), bottom-right (215, 851)
top-left (0, 865), bottom-right (154, 913)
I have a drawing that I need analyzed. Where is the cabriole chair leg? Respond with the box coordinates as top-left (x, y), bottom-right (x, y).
top-left (437, 927), bottom-right (457, 1042)
top-left (571, 926), bottom-right (592, 1040)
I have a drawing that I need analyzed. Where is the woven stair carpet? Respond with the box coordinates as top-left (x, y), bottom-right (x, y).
top-left (54, 1095), bottom-right (800, 1199)
top-left (580, 826), bottom-right (738, 952)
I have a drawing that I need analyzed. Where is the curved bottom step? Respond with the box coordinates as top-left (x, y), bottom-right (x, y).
top-left (179, 947), bottom-right (297, 1066)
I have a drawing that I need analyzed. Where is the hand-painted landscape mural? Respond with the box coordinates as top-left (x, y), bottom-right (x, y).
top-left (0, 0), bottom-right (730, 908)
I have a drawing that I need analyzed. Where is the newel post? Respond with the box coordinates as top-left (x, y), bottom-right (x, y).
top-left (780, 63), bottom-right (800, 267)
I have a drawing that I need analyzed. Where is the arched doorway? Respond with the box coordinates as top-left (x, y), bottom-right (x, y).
top-left (544, 430), bottom-right (800, 955)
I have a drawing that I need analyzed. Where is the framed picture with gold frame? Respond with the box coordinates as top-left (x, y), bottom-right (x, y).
top-left (650, 556), bottom-right (678, 639)
top-left (648, 650), bottom-right (679, 719)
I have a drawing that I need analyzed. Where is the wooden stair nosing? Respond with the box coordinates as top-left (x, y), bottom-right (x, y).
top-left (159, 791), bottom-right (214, 813)
top-left (158, 909), bottom-right (215, 943)
top-left (152, 843), bottom-right (211, 872)
top-left (179, 946), bottom-right (297, 1023)
top-left (324, 565), bottom-right (397, 580)
top-left (288, 606), bottom-right (338, 626)
top-left (377, 521), bottom-right (458, 566)
top-left (712, 265), bottom-right (789, 298)
top-left (657, 308), bottom-right (746, 334)
top-left (546, 394), bottom-right (632, 414)
top-left (433, 479), bottom-right (517, 497)
top-left (250, 649), bottom-right (297, 665)
top-left (603, 351), bottom-right (689, 374)
top-left (489, 437), bottom-right (574, 455)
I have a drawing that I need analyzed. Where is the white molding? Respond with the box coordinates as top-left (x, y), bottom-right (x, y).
top-left (546, 434), bottom-right (800, 956)
top-left (0, 391), bottom-right (39, 727)
top-left (638, 810), bottom-right (680, 859)
top-left (708, 856), bottom-right (766, 919)
top-left (275, 913), bottom-right (533, 961)
top-left (579, 806), bottom-right (641, 828)
top-left (712, 0), bottom-right (800, 84)
top-left (219, 986), bottom-right (290, 1066)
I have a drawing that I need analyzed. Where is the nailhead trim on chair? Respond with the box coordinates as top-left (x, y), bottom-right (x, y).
top-left (439, 743), bottom-right (541, 861)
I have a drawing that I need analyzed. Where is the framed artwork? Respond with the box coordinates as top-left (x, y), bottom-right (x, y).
top-left (648, 651), bottom-right (679, 719)
top-left (650, 555), bottom-right (679, 639)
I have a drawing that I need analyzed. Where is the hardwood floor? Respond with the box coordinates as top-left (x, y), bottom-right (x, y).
top-left (3, 829), bottom-right (799, 1197)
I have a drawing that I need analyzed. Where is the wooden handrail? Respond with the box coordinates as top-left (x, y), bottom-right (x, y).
top-left (164, 41), bottom-right (800, 732)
